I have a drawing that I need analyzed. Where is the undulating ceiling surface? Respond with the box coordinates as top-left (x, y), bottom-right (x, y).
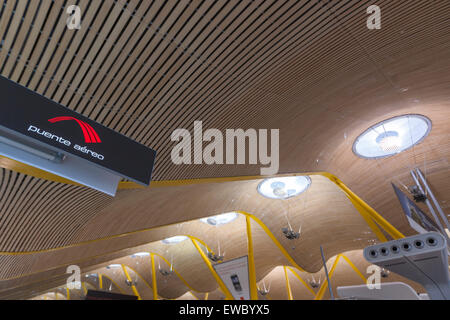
top-left (0, 0), bottom-right (448, 299)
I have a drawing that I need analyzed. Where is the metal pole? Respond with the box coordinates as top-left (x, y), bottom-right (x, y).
top-left (416, 168), bottom-right (450, 231)
top-left (410, 170), bottom-right (447, 236)
top-left (320, 246), bottom-right (334, 300)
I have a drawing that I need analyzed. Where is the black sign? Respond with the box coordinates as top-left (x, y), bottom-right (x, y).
top-left (85, 290), bottom-right (138, 300)
top-left (0, 76), bottom-right (156, 186)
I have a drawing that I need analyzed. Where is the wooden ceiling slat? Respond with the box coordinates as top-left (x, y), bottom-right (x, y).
top-left (58, 2), bottom-right (127, 107)
top-left (25, 0), bottom-right (68, 91)
top-left (61, 1), bottom-right (144, 109)
top-left (6, 0), bottom-right (53, 82)
top-left (18, 1), bottom-right (65, 87)
top-left (0, 178), bottom-right (50, 251)
top-left (70, 1), bottom-right (162, 120)
top-left (75, 1), bottom-right (178, 121)
top-left (89, 1), bottom-right (190, 128)
top-left (49, 1), bottom-right (111, 104)
top-left (0, 0), bottom-right (35, 75)
top-left (43, 1), bottom-right (104, 103)
top-left (37, 0), bottom-right (92, 97)
top-left (147, 1), bottom-right (350, 179)
top-left (0, 174), bottom-right (35, 250)
top-left (127, 1), bottom-right (292, 143)
top-left (62, 1), bottom-right (151, 117)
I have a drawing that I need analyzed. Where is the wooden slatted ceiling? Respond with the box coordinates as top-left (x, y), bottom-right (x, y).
top-left (0, 0), bottom-right (376, 173)
top-left (0, 0), bottom-right (448, 298)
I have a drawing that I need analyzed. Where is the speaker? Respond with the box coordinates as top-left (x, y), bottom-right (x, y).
top-left (364, 232), bottom-right (450, 300)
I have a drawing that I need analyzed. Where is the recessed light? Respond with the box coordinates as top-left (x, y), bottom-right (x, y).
top-left (257, 176), bottom-right (311, 200)
top-left (162, 236), bottom-right (188, 244)
top-left (200, 212), bottom-right (239, 226)
top-left (353, 114), bottom-right (431, 159)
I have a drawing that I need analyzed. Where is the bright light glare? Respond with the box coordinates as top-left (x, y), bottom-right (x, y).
top-left (162, 236), bottom-right (188, 244)
top-left (353, 115), bottom-right (431, 159)
top-left (200, 212), bottom-right (239, 226)
top-left (257, 176), bottom-right (311, 200)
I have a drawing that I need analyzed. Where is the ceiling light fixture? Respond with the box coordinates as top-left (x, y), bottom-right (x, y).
top-left (161, 236), bottom-right (188, 244)
top-left (353, 114), bottom-right (431, 159)
top-left (0, 128), bottom-right (65, 163)
top-left (257, 176), bottom-right (311, 200)
top-left (106, 264), bottom-right (121, 269)
top-left (200, 212), bottom-right (239, 226)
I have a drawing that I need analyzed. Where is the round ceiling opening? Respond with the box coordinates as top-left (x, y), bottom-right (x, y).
top-left (131, 252), bottom-right (150, 258)
top-left (200, 212), bottom-right (239, 226)
top-left (353, 114), bottom-right (431, 159)
top-left (257, 176), bottom-right (311, 200)
top-left (161, 236), bottom-right (188, 244)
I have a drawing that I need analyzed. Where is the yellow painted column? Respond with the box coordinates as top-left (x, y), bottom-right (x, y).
top-left (151, 253), bottom-right (158, 300)
top-left (246, 216), bottom-right (258, 300)
top-left (283, 267), bottom-right (293, 300)
top-left (82, 282), bottom-right (87, 296)
top-left (99, 274), bottom-right (103, 290)
top-left (340, 254), bottom-right (367, 283)
top-left (191, 239), bottom-right (234, 300)
top-left (286, 267), bottom-right (316, 297)
top-left (326, 174), bottom-right (405, 240)
top-left (121, 264), bottom-right (141, 300)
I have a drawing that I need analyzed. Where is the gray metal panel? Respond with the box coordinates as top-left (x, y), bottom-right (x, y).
top-left (0, 140), bottom-right (121, 196)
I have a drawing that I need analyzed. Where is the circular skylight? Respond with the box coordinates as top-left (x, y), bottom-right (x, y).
top-left (162, 236), bottom-right (188, 244)
top-left (353, 114), bottom-right (431, 159)
top-left (200, 212), bottom-right (239, 226)
top-left (257, 176), bottom-right (311, 200)
top-left (131, 252), bottom-right (150, 258)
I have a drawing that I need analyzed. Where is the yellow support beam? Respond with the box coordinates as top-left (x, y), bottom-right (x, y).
top-left (98, 274), bottom-right (125, 294)
top-left (82, 282), bottom-right (87, 296)
top-left (190, 238), bottom-right (234, 300)
top-left (99, 274), bottom-right (103, 290)
top-left (347, 196), bottom-right (388, 242)
top-left (151, 253), bottom-right (158, 300)
top-left (190, 291), bottom-right (199, 300)
top-left (283, 266), bottom-right (293, 300)
top-left (323, 173), bottom-right (405, 240)
top-left (188, 236), bottom-right (217, 257)
top-left (237, 211), bottom-right (306, 272)
top-left (246, 216), bottom-right (258, 300)
top-left (121, 264), bottom-right (141, 300)
top-left (286, 267), bottom-right (316, 297)
top-left (340, 254), bottom-right (367, 283)
top-left (148, 252), bottom-right (199, 294)
top-left (204, 293), bottom-right (209, 300)
top-left (66, 287), bottom-right (70, 300)
top-left (123, 264), bottom-right (155, 297)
